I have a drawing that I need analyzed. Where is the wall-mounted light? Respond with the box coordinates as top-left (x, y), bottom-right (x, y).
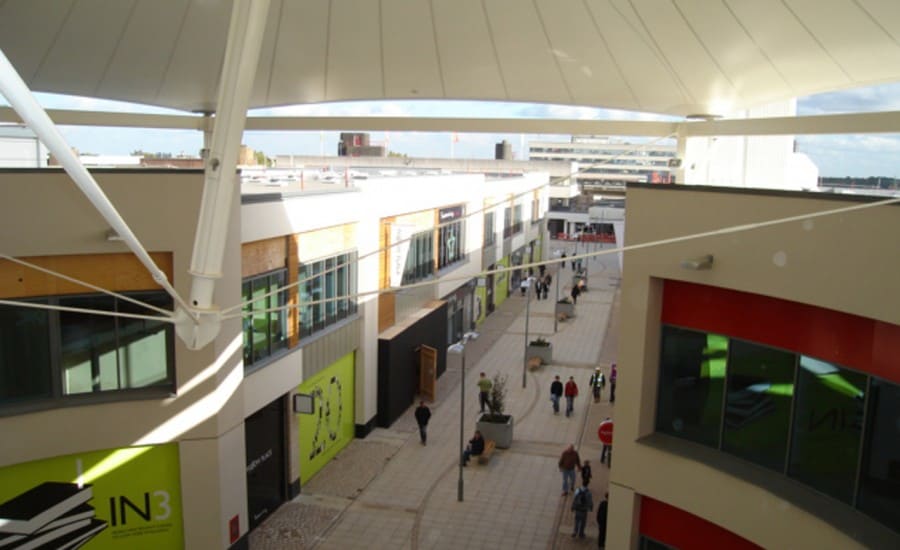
top-left (681, 254), bottom-right (714, 270)
top-left (105, 229), bottom-right (123, 242)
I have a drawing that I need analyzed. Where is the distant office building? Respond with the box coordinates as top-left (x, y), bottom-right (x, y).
top-left (529, 136), bottom-right (677, 190)
top-left (338, 132), bottom-right (386, 157)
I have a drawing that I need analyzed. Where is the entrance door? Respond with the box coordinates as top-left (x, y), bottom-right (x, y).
top-left (245, 397), bottom-right (287, 532)
top-left (419, 345), bottom-right (437, 402)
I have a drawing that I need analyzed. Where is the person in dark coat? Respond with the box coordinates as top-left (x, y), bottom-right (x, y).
top-left (550, 375), bottom-right (563, 414)
top-left (414, 401), bottom-right (431, 445)
top-left (570, 283), bottom-right (581, 305)
top-left (462, 430), bottom-right (485, 465)
top-left (597, 492), bottom-right (609, 548)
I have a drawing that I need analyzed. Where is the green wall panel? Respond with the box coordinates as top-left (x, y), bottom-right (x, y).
top-left (0, 444), bottom-right (183, 549)
top-left (298, 352), bottom-right (356, 483)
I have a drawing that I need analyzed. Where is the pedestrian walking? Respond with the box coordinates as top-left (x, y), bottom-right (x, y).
top-left (581, 460), bottom-right (592, 487)
top-left (564, 376), bottom-right (579, 417)
top-left (414, 400), bottom-right (431, 445)
top-left (597, 492), bottom-right (609, 548)
top-left (609, 363), bottom-right (617, 404)
top-left (570, 284), bottom-right (581, 305)
top-left (477, 372), bottom-right (492, 413)
top-left (599, 416), bottom-right (612, 466)
top-left (589, 368), bottom-right (605, 402)
top-left (542, 273), bottom-right (551, 299)
top-left (558, 444), bottom-right (581, 495)
top-left (550, 375), bottom-right (563, 414)
top-left (571, 483), bottom-right (594, 538)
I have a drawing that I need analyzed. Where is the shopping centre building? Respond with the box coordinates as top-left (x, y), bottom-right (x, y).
top-left (1, 1), bottom-right (898, 548)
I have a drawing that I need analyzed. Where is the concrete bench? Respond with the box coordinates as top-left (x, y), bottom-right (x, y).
top-left (477, 440), bottom-right (496, 465)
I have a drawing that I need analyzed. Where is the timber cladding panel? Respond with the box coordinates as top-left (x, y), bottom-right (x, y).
top-left (296, 224), bottom-right (357, 263)
top-left (241, 237), bottom-right (287, 278)
top-left (0, 252), bottom-right (173, 299)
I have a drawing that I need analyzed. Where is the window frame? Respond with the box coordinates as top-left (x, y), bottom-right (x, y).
top-left (0, 290), bottom-right (175, 416)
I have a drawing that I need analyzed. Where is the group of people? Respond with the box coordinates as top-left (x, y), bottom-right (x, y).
top-left (559, 444), bottom-right (609, 546)
top-left (519, 271), bottom-right (553, 300)
top-left (549, 375), bottom-right (581, 417)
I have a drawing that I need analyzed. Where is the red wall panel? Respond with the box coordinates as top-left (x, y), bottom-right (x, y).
top-left (661, 280), bottom-right (900, 384)
top-left (640, 496), bottom-right (762, 550)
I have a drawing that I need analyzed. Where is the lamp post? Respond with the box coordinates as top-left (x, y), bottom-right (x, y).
top-left (448, 330), bottom-right (478, 502)
top-left (522, 276), bottom-right (531, 389)
top-left (554, 258), bottom-right (561, 333)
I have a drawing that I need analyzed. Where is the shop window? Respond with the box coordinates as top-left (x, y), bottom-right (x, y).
top-left (242, 269), bottom-right (287, 367)
top-left (722, 340), bottom-right (796, 472)
top-left (438, 221), bottom-right (463, 270)
top-left (788, 356), bottom-right (865, 503)
top-left (1, 291), bottom-right (174, 410)
top-left (299, 252), bottom-right (358, 339)
top-left (656, 326), bottom-right (727, 448)
top-left (857, 377), bottom-right (900, 527)
top-left (401, 231), bottom-right (434, 285)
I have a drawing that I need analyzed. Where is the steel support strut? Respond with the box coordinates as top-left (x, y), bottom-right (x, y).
top-left (0, 48), bottom-right (188, 316)
top-left (177, 0), bottom-right (271, 349)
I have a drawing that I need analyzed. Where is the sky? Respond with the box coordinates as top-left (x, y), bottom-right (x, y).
top-left (4, 83), bottom-right (900, 178)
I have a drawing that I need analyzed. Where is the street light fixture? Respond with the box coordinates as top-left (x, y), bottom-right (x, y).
top-left (447, 330), bottom-right (479, 502)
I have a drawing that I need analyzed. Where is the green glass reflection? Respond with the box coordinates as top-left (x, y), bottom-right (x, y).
top-left (722, 340), bottom-right (795, 472)
top-left (788, 356), bottom-right (865, 503)
top-left (656, 326), bottom-right (727, 448)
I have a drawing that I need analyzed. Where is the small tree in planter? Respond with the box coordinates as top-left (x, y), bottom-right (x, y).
top-left (476, 373), bottom-right (514, 448)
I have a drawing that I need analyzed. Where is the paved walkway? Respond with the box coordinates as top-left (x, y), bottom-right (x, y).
top-left (250, 243), bottom-right (621, 550)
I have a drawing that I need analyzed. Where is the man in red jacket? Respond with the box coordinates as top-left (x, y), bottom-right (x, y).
top-left (564, 376), bottom-right (579, 417)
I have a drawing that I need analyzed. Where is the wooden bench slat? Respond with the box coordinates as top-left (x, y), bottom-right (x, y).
top-left (477, 440), bottom-right (496, 465)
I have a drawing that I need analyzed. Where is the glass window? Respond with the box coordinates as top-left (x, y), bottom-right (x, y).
top-left (857, 377), bottom-right (900, 528)
top-left (722, 340), bottom-right (796, 472)
top-left (438, 221), bottom-right (462, 269)
top-left (2, 291), bottom-right (173, 407)
top-left (483, 212), bottom-right (495, 246)
top-left (0, 300), bottom-right (52, 404)
top-left (299, 264), bottom-right (311, 338)
top-left (242, 281), bottom-right (252, 363)
top-left (788, 356), bottom-right (865, 503)
top-left (325, 257), bottom-right (336, 322)
top-left (656, 326), bottom-right (727, 448)
top-left (60, 295), bottom-right (118, 395)
top-left (336, 254), bottom-right (348, 318)
top-left (298, 251), bottom-right (358, 340)
top-left (116, 292), bottom-right (172, 389)
top-left (242, 270), bottom-right (287, 367)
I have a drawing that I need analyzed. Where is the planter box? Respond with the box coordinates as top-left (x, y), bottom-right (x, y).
top-left (555, 301), bottom-right (576, 318)
top-left (476, 414), bottom-right (514, 449)
top-left (527, 343), bottom-right (553, 365)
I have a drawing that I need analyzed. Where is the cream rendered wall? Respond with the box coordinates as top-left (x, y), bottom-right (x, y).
top-left (610, 184), bottom-right (900, 549)
top-left (0, 170), bottom-right (246, 549)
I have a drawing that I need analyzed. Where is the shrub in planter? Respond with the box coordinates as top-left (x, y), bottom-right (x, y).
top-left (476, 373), bottom-right (514, 448)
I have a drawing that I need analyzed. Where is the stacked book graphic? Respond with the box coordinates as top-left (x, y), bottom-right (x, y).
top-left (0, 482), bottom-right (107, 549)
